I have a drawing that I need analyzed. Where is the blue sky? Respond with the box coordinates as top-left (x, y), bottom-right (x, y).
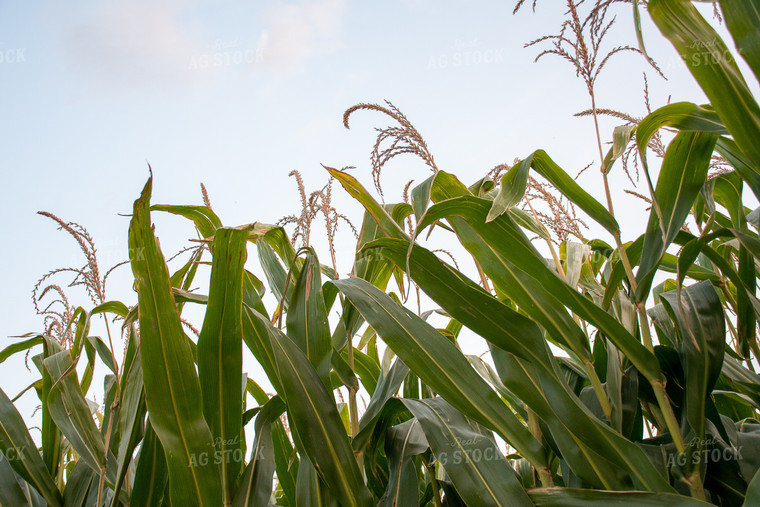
top-left (0, 1), bottom-right (730, 423)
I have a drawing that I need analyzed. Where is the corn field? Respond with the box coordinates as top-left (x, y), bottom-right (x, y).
top-left (2, 1), bottom-right (760, 505)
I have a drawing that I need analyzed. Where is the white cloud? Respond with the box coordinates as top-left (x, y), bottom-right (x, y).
top-left (255, 0), bottom-right (345, 72)
top-left (65, 0), bottom-right (205, 88)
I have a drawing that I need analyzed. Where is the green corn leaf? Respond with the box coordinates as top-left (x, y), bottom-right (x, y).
top-left (198, 227), bottom-right (248, 502)
top-left (296, 457), bottom-right (339, 507)
top-left (257, 241), bottom-right (290, 306)
top-left (286, 248), bottom-right (333, 387)
top-left (0, 453), bottom-right (30, 506)
top-left (467, 354), bottom-right (520, 407)
top-left (170, 244), bottom-right (205, 309)
top-left (602, 237), bottom-right (644, 310)
top-left (603, 125), bottom-right (636, 174)
top-left (337, 208), bottom-right (397, 348)
top-left (417, 193), bottom-right (662, 382)
top-left (332, 277), bottom-right (548, 471)
top-left (403, 398), bottom-right (533, 507)
top-left (636, 102), bottom-right (726, 163)
top-left (68, 307), bottom-right (90, 364)
top-left (355, 358), bottom-right (410, 452)
top-left (658, 281), bottom-right (725, 441)
top-left (110, 340), bottom-right (146, 507)
top-left (358, 169), bottom-right (593, 368)
top-left (676, 230), bottom-right (760, 325)
top-left (250, 309), bottom-right (372, 507)
top-left (411, 174), bottom-right (436, 223)
top-left (0, 335), bottom-right (43, 366)
top-left (746, 466), bottom-right (760, 506)
top-left (43, 350), bottom-right (106, 474)
top-left (426, 171), bottom-right (599, 363)
top-left (738, 245), bottom-right (758, 359)
top-left (528, 487), bottom-right (715, 506)
top-left (242, 301), bottom-right (282, 396)
top-left (232, 396), bottom-right (285, 507)
top-left (649, 0), bottom-right (760, 172)
top-left (0, 387), bottom-right (61, 507)
top-left (377, 418), bottom-right (427, 507)
top-left (243, 270), bottom-right (269, 318)
top-left (361, 398), bottom-right (409, 499)
top-left (362, 238), bottom-right (553, 371)
top-left (90, 300), bottom-right (129, 319)
top-left (86, 335), bottom-right (117, 374)
top-left (490, 347), bottom-right (673, 492)
top-left (79, 336), bottom-right (96, 396)
top-left (716, 137), bottom-right (760, 202)
top-left (151, 204), bottom-right (222, 239)
top-left (366, 236), bottom-right (664, 489)
top-left (39, 337), bottom-right (63, 480)
top-left (327, 167), bottom-right (408, 241)
top-left (440, 481), bottom-right (467, 506)
top-left (635, 131), bottom-right (718, 301)
top-left (352, 348), bottom-right (380, 396)
top-left (251, 223), bottom-right (297, 271)
top-left (130, 419), bottom-right (168, 507)
top-left (633, 0), bottom-right (645, 51)
top-left (509, 206), bottom-right (552, 240)
top-left (272, 418), bottom-right (298, 505)
top-left (128, 175), bottom-right (222, 506)
top-left (711, 171), bottom-right (746, 228)
top-left (245, 378), bottom-right (270, 406)
top-left (487, 150), bottom-right (619, 235)
top-left (488, 157), bottom-right (532, 220)
top-left (331, 349), bottom-right (359, 392)
top-left (720, 0), bottom-right (760, 87)
top-left (61, 460), bottom-right (96, 507)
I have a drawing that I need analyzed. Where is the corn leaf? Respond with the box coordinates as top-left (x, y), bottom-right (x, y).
top-left (658, 281), bottom-right (725, 441)
top-left (151, 204), bottom-right (222, 239)
top-left (635, 132), bottom-right (718, 300)
top-left (528, 487), bottom-right (714, 506)
top-left (198, 227), bottom-right (248, 502)
top-left (250, 309), bottom-right (373, 507)
top-left (0, 335), bottom-right (43, 366)
top-left (649, 0), bottom-right (760, 171)
top-left (417, 192), bottom-right (662, 382)
top-left (720, 0), bottom-right (760, 87)
top-left (332, 277), bottom-right (548, 470)
top-left (232, 397), bottom-right (285, 507)
top-left (43, 350), bottom-right (106, 474)
top-left (0, 452), bottom-right (30, 506)
top-left (0, 387), bottom-right (61, 506)
top-left (487, 150), bottom-right (618, 235)
top-left (128, 175), bottom-right (222, 506)
top-left (403, 398), bottom-right (534, 506)
top-left (377, 418), bottom-right (427, 506)
top-left (286, 248), bottom-right (333, 387)
top-left (130, 420), bottom-right (168, 507)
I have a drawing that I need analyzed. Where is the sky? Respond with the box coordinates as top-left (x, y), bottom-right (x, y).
top-left (0, 1), bottom-right (735, 427)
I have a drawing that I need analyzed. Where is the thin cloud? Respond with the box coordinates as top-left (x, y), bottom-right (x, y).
top-left (64, 0), bottom-right (205, 88)
top-left (255, 0), bottom-right (345, 72)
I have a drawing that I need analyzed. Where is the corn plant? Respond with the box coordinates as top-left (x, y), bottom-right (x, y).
top-left (1, 0), bottom-right (760, 505)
